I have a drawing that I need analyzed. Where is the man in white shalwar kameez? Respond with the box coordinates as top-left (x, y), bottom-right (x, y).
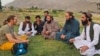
top-left (70, 12), bottom-right (100, 56)
top-left (18, 16), bottom-right (37, 36)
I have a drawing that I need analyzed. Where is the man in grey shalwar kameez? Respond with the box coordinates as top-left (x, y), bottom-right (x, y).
top-left (42, 15), bottom-right (60, 39)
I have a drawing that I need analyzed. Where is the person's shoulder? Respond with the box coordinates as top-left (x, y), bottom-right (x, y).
top-left (93, 24), bottom-right (100, 29)
top-left (43, 21), bottom-right (47, 25)
top-left (93, 24), bottom-right (100, 30)
top-left (2, 25), bottom-right (8, 28)
top-left (52, 20), bottom-right (58, 23)
top-left (1, 25), bottom-right (9, 30)
top-left (73, 18), bottom-right (79, 24)
top-left (41, 21), bottom-right (45, 24)
top-left (74, 18), bottom-right (79, 22)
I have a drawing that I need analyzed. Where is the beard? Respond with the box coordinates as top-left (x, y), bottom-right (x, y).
top-left (81, 20), bottom-right (88, 26)
top-left (47, 20), bottom-right (52, 24)
top-left (66, 18), bottom-right (72, 23)
top-left (13, 22), bottom-right (17, 25)
top-left (26, 21), bottom-right (30, 23)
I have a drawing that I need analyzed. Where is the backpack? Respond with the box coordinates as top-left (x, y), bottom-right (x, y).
top-left (84, 22), bottom-right (100, 50)
top-left (11, 43), bottom-right (28, 56)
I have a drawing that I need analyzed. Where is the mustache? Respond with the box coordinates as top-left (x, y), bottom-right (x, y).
top-left (81, 20), bottom-right (88, 26)
top-left (25, 21), bottom-right (30, 23)
top-left (66, 18), bottom-right (71, 23)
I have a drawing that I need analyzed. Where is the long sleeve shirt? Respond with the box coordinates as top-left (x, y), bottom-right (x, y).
top-left (61, 18), bottom-right (80, 40)
top-left (75, 24), bottom-right (100, 48)
top-left (43, 21), bottom-right (60, 33)
top-left (18, 22), bottom-right (37, 36)
top-left (34, 21), bottom-right (44, 34)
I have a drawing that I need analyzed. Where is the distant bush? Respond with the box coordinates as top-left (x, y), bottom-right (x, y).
top-left (52, 10), bottom-right (58, 14)
top-left (30, 6), bottom-right (34, 10)
top-left (18, 8), bottom-right (23, 12)
top-left (34, 7), bottom-right (38, 10)
top-left (30, 6), bottom-right (39, 10)
top-left (57, 10), bottom-right (64, 12)
top-left (52, 9), bottom-right (64, 14)
top-left (9, 6), bottom-right (14, 11)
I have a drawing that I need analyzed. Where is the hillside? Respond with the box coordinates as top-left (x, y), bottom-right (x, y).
top-left (5, 0), bottom-right (99, 12)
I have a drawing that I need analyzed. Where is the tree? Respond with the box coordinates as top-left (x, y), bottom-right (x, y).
top-left (0, 0), bottom-right (2, 11)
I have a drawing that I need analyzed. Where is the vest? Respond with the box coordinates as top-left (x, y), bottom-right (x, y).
top-left (84, 22), bottom-right (100, 50)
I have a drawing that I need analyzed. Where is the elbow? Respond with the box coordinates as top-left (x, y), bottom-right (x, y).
top-left (95, 40), bottom-right (99, 45)
top-left (92, 40), bottom-right (99, 46)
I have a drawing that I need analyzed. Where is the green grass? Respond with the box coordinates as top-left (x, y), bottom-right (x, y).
top-left (0, 9), bottom-right (100, 56)
top-left (0, 25), bottom-right (81, 56)
top-left (0, 35), bottom-right (80, 56)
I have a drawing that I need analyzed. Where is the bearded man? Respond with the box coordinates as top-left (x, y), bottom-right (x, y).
top-left (70, 12), bottom-right (100, 56)
top-left (56, 11), bottom-right (80, 43)
top-left (42, 15), bottom-right (60, 39)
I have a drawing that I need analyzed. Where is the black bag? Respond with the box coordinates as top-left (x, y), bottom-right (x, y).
top-left (11, 43), bottom-right (28, 56)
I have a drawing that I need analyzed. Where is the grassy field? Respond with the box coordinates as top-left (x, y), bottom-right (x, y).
top-left (0, 35), bottom-right (80, 56)
top-left (0, 9), bottom-right (100, 56)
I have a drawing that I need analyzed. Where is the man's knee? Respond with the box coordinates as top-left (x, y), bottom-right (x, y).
top-left (55, 32), bottom-right (62, 40)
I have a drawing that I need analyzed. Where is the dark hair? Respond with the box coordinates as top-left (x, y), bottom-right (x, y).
top-left (7, 15), bottom-right (16, 22)
top-left (25, 16), bottom-right (31, 20)
top-left (66, 11), bottom-right (74, 18)
top-left (3, 20), bottom-right (8, 25)
top-left (35, 15), bottom-right (41, 19)
top-left (82, 12), bottom-right (92, 22)
top-left (44, 11), bottom-right (49, 14)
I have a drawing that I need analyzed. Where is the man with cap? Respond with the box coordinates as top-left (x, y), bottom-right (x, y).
top-left (70, 12), bottom-right (100, 56)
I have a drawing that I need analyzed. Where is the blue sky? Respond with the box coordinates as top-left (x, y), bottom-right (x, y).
top-left (1, 0), bottom-right (14, 6)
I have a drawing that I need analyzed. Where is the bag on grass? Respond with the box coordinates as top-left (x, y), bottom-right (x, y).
top-left (11, 43), bottom-right (28, 56)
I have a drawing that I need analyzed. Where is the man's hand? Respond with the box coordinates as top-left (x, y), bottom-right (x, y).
top-left (22, 40), bottom-right (29, 43)
top-left (45, 31), bottom-right (50, 35)
top-left (25, 32), bottom-right (32, 36)
top-left (61, 34), bottom-right (66, 40)
top-left (80, 46), bottom-right (89, 53)
top-left (69, 38), bottom-right (75, 43)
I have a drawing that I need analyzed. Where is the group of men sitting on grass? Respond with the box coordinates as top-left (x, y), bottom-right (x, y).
top-left (0, 11), bottom-right (100, 56)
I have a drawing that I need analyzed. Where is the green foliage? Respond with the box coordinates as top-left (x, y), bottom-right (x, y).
top-left (52, 10), bottom-right (58, 14)
top-left (0, 35), bottom-right (80, 56)
top-left (18, 8), bottom-right (23, 12)
top-left (30, 6), bottom-right (34, 10)
top-left (9, 6), bottom-right (14, 11)
top-left (30, 6), bottom-right (38, 10)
